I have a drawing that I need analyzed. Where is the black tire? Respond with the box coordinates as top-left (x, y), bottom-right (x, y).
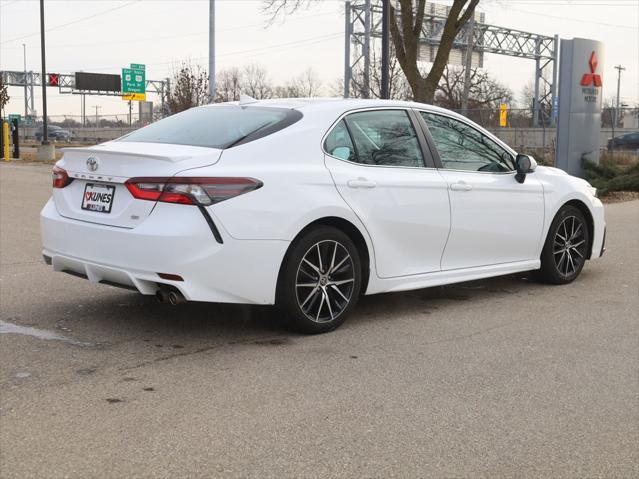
top-left (539, 205), bottom-right (590, 284)
top-left (276, 226), bottom-right (362, 334)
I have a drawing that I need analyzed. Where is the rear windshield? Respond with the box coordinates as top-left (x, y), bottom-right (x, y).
top-left (118, 106), bottom-right (302, 149)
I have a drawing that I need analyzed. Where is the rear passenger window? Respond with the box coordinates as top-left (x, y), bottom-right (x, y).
top-left (324, 120), bottom-right (356, 162)
top-left (324, 110), bottom-right (424, 168)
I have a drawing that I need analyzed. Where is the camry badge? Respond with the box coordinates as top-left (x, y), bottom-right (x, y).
top-left (86, 156), bottom-right (99, 172)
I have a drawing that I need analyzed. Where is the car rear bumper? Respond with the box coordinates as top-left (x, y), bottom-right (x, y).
top-left (40, 198), bottom-right (290, 304)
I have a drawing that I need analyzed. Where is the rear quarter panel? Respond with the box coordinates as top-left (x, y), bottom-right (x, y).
top-left (191, 115), bottom-right (371, 245)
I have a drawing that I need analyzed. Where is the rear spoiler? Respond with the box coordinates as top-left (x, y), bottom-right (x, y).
top-left (60, 147), bottom-right (190, 163)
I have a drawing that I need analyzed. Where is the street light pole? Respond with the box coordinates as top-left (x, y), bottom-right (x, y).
top-left (208, 0), bottom-right (216, 103)
top-left (380, 0), bottom-right (390, 99)
top-left (39, 0), bottom-right (48, 144)
top-left (614, 64), bottom-right (625, 128)
top-left (23, 44), bottom-right (28, 120)
top-left (461, 12), bottom-right (475, 116)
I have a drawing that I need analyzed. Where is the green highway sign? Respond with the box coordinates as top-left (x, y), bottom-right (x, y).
top-left (8, 114), bottom-right (21, 124)
top-left (122, 63), bottom-right (146, 100)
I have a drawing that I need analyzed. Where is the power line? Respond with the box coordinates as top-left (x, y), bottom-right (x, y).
top-left (1, 0), bottom-right (141, 44)
top-left (60, 31), bottom-right (344, 73)
top-left (491, 1), bottom-right (637, 4)
top-left (2, 9), bottom-right (342, 50)
top-left (484, 1), bottom-right (637, 28)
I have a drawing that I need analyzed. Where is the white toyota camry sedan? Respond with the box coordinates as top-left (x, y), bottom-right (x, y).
top-left (41, 98), bottom-right (606, 333)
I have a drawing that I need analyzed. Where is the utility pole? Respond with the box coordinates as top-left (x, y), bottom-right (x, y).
top-left (39, 0), bottom-right (48, 144)
top-left (380, 0), bottom-right (390, 99)
top-left (614, 65), bottom-right (625, 128)
top-left (363, 0), bottom-right (371, 98)
top-left (23, 44), bottom-right (28, 119)
top-left (81, 94), bottom-right (86, 127)
top-left (93, 105), bottom-right (101, 127)
top-left (461, 12), bottom-right (475, 116)
top-left (208, 0), bottom-right (216, 103)
top-left (344, 1), bottom-right (351, 98)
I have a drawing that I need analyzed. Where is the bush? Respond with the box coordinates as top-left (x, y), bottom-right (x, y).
top-left (583, 158), bottom-right (639, 195)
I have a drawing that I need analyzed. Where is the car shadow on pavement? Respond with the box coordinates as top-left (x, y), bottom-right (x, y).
top-left (11, 270), bottom-right (584, 351)
top-left (350, 272), bottom-right (540, 326)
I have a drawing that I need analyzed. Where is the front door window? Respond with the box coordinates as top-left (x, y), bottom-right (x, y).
top-left (421, 112), bottom-right (514, 173)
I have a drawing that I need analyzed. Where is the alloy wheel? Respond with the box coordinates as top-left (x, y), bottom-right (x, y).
top-left (295, 240), bottom-right (355, 323)
top-left (553, 215), bottom-right (587, 277)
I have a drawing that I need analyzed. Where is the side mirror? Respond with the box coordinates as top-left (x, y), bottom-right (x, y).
top-left (515, 154), bottom-right (537, 183)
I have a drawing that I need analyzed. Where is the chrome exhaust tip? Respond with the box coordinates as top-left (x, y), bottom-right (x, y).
top-left (156, 290), bottom-right (170, 304)
top-left (167, 290), bottom-right (186, 306)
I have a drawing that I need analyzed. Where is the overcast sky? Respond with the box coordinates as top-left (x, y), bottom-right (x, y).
top-left (1, 0), bottom-right (637, 119)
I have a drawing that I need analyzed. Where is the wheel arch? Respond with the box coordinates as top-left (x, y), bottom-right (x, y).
top-left (558, 199), bottom-right (595, 259)
top-left (277, 216), bottom-right (372, 297)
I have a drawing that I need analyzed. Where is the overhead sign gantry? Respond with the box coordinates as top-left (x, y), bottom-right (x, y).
top-left (344, 0), bottom-right (558, 127)
top-left (1, 67), bottom-right (167, 119)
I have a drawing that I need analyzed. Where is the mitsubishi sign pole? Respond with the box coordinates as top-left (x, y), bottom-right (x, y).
top-left (556, 38), bottom-right (605, 178)
top-left (209, 0), bottom-right (216, 103)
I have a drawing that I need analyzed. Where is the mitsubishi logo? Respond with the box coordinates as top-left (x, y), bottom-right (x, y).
top-left (86, 156), bottom-right (99, 172)
top-left (580, 51), bottom-right (602, 87)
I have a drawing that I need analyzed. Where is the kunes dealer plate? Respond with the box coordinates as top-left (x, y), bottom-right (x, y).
top-left (81, 183), bottom-right (115, 213)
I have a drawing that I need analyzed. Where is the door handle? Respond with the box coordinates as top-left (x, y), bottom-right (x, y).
top-left (450, 181), bottom-right (473, 192)
top-left (347, 178), bottom-right (377, 189)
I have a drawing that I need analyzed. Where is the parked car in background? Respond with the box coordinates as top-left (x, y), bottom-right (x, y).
top-left (35, 125), bottom-right (72, 142)
top-left (607, 132), bottom-right (639, 151)
top-left (41, 98), bottom-right (606, 333)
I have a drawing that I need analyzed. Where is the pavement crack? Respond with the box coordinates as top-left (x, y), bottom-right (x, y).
top-left (120, 336), bottom-right (291, 371)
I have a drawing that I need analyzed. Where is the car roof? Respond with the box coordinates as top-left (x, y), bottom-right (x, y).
top-left (206, 97), bottom-right (458, 118)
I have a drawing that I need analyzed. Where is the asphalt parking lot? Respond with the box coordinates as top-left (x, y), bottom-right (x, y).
top-left (1, 162), bottom-right (637, 478)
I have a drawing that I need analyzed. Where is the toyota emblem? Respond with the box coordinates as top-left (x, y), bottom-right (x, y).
top-left (86, 156), bottom-right (99, 172)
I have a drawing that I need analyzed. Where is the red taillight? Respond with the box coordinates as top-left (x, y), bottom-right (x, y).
top-left (52, 166), bottom-right (72, 188)
top-left (124, 177), bottom-right (262, 206)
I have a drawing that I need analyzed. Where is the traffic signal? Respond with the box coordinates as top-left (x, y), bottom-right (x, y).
top-left (48, 74), bottom-right (59, 86)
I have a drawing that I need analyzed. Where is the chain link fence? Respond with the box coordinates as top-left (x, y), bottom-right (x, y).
top-left (16, 106), bottom-right (639, 160)
top-left (452, 107), bottom-right (638, 164)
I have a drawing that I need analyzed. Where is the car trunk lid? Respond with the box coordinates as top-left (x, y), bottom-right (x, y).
top-left (53, 141), bottom-right (222, 228)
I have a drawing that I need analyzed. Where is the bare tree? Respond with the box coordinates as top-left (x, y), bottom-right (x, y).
top-left (279, 68), bottom-right (322, 97)
top-left (390, 0), bottom-right (479, 103)
top-left (520, 71), bottom-right (553, 125)
top-left (216, 67), bottom-right (243, 102)
top-left (350, 49), bottom-right (412, 100)
top-left (166, 62), bottom-right (209, 114)
top-left (601, 96), bottom-right (622, 128)
top-left (265, 0), bottom-right (479, 103)
top-left (216, 65), bottom-right (323, 101)
top-left (262, 0), bottom-right (321, 23)
top-left (0, 78), bottom-right (9, 116)
top-left (242, 64), bottom-right (273, 99)
top-left (435, 65), bottom-right (512, 110)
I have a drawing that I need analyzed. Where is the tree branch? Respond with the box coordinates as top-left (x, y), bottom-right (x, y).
top-left (455, 0), bottom-right (480, 32)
